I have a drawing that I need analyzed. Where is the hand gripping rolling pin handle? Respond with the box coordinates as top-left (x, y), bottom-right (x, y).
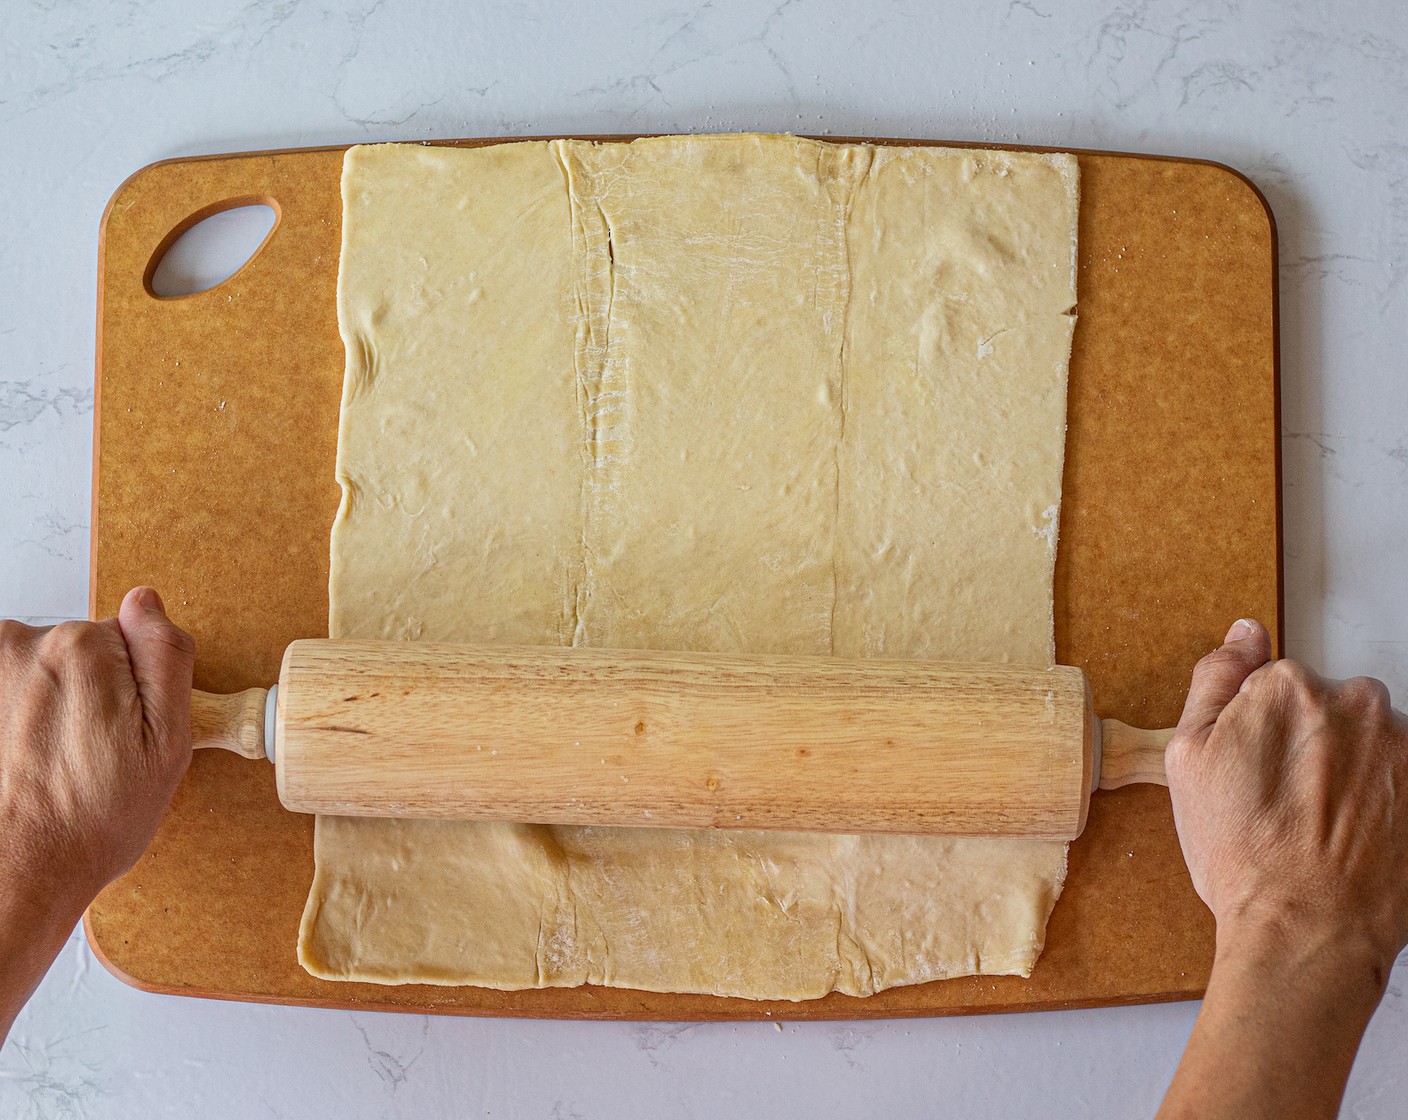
top-left (186, 642), bottom-right (1174, 839)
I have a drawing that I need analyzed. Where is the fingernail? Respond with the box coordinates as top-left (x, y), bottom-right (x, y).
top-left (136, 587), bottom-right (164, 612)
top-left (1225, 618), bottom-right (1256, 643)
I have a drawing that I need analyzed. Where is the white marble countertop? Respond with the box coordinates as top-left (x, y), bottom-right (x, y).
top-left (3, 0), bottom-right (1406, 1115)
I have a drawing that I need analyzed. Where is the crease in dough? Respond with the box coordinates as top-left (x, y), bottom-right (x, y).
top-left (826, 146), bottom-right (873, 654)
top-left (304, 134), bottom-right (1080, 1001)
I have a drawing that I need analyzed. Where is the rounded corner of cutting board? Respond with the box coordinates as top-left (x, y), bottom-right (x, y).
top-left (1186, 157), bottom-right (1276, 228)
top-left (83, 906), bottom-right (166, 996)
top-left (99, 158), bottom-right (177, 237)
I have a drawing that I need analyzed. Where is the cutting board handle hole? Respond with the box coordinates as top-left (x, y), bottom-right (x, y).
top-left (145, 197), bottom-right (280, 300)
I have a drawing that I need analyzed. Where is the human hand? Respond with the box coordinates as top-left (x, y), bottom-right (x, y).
top-left (1166, 618), bottom-right (1408, 982)
top-left (0, 587), bottom-right (195, 916)
top-left (1157, 621), bottom-right (1408, 1120)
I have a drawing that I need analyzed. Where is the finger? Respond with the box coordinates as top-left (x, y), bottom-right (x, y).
top-left (1176, 618), bottom-right (1274, 743)
top-left (116, 586), bottom-right (196, 758)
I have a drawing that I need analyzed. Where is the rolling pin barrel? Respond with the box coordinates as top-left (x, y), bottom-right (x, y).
top-left (260, 640), bottom-right (1100, 840)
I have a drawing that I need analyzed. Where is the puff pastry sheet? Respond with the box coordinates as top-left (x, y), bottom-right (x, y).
top-left (301, 135), bottom-right (1079, 1000)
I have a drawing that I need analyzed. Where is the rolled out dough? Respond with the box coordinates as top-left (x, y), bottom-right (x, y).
top-left (300, 135), bottom-right (1080, 1001)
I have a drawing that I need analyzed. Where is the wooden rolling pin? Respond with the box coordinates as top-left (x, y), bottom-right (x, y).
top-left (189, 640), bottom-right (1173, 841)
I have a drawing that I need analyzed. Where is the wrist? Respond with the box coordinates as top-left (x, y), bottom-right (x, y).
top-left (1160, 910), bottom-right (1389, 1120)
top-left (0, 855), bottom-right (93, 947)
top-left (1213, 909), bottom-right (1391, 1018)
top-left (0, 860), bottom-right (91, 1035)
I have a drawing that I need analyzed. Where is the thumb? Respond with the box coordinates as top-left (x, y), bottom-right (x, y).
top-left (1175, 618), bottom-right (1273, 744)
top-left (117, 586), bottom-right (196, 756)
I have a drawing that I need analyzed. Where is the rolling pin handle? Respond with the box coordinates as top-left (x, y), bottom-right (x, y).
top-left (189, 686), bottom-right (272, 761)
top-left (1097, 719), bottom-right (1174, 789)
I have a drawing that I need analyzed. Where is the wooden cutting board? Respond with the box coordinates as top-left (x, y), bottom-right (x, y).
top-left (87, 136), bottom-right (1280, 1020)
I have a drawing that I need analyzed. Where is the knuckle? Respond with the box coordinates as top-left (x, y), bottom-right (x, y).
top-left (1193, 647), bottom-right (1244, 677)
top-left (141, 620), bottom-right (197, 663)
top-left (0, 618), bottom-right (34, 653)
top-left (40, 620), bottom-right (123, 671)
top-left (1162, 745), bottom-right (1188, 785)
top-left (45, 620), bottom-right (92, 654)
top-left (1190, 645), bottom-right (1265, 696)
top-left (48, 619), bottom-right (85, 641)
top-left (1343, 675), bottom-right (1391, 713)
top-left (1263, 658), bottom-right (1316, 699)
top-left (1265, 658), bottom-right (1305, 684)
top-left (164, 623), bottom-right (197, 658)
top-left (1162, 730), bottom-right (1199, 782)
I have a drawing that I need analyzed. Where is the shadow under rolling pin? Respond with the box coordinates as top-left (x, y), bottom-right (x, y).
top-left (189, 640), bottom-right (1174, 842)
